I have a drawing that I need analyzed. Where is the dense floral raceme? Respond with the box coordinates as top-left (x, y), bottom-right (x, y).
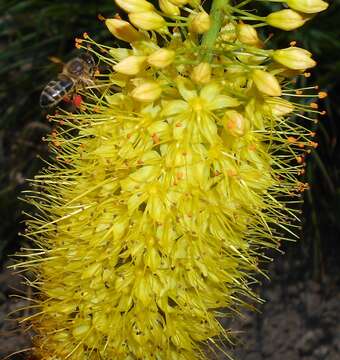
top-left (15, 0), bottom-right (327, 359)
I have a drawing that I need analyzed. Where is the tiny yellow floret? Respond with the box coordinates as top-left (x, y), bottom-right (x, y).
top-left (286, 0), bottom-right (329, 14)
top-left (105, 18), bottom-right (142, 43)
top-left (191, 63), bottom-right (212, 84)
top-left (273, 47), bottom-right (316, 70)
top-left (266, 9), bottom-right (308, 31)
top-left (129, 11), bottom-right (167, 31)
top-left (237, 23), bottom-right (262, 47)
top-left (131, 81), bottom-right (162, 102)
top-left (147, 49), bottom-right (175, 68)
top-left (159, 0), bottom-right (180, 15)
top-left (189, 11), bottom-right (211, 34)
top-left (115, 0), bottom-right (155, 13)
top-left (252, 69), bottom-right (282, 97)
top-left (113, 55), bottom-right (147, 75)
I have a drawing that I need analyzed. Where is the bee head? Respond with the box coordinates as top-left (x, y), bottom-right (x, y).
top-left (79, 53), bottom-right (96, 72)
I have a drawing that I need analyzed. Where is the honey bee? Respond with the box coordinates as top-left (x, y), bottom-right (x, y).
top-left (40, 53), bottom-right (96, 109)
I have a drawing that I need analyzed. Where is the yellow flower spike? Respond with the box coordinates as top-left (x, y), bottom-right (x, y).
top-left (266, 9), bottom-right (309, 31)
top-left (113, 55), bottom-right (147, 75)
top-left (189, 11), bottom-right (211, 34)
top-left (191, 62), bottom-right (212, 84)
top-left (115, 0), bottom-right (155, 13)
top-left (273, 47), bottom-right (316, 70)
top-left (131, 80), bottom-right (163, 102)
top-left (286, 0), bottom-right (329, 14)
top-left (237, 23), bottom-right (262, 47)
top-left (129, 11), bottom-right (167, 31)
top-left (19, 0), bottom-right (326, 359)
top-left (159, 0), bottom-right (180, 16)
top-left (105, 18), bottom-right (142, 43)
top-left (252, 69), bottom-right (282, 97)
top-left (147, 48), bottom-right (175, 68)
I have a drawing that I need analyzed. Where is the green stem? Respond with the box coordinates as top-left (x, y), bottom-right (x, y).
top-left (201, 0), bottom-right (227, 62)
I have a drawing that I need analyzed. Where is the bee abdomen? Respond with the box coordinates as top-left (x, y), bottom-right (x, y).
top-left (40, 77), bottom-right (74, 108)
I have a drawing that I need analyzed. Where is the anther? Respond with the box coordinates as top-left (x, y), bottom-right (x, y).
top-left (318, 91), bottom-right (327, 99)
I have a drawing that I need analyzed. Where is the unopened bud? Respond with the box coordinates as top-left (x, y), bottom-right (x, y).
top-left (170, 0), bottom-right (188, 5)
top-left (129, 11), bottom-right (167, 31)
top-left (286, 0), bottom-right (328, 14)
top-left (131, 81), bottom-right (162, 102)
top-left (189, 11), bottom-right (211, 34)
top-left (105, 19), bottom-right (142, 43)
top-left (147, 49), bottom-right (175, 68)
top-left (191, 63), bottom-right (211, 84)
top-left (252, 69), bottom-right (282, 97)
top-left (237, 23), bottom-right (262, 47)
top-left (115, 0), bottom-right (155, 13)
top-left (273, 47), bottom-right (316, 70)
top-left (221, 23), bottom-right (237, 42)
top-left (113, 56), bottom-right (147, 75)
top-left (223, 110), bottom-right (247, 137)
top-left (159, 0), bottom-right (180, 16)
top-left (266, 98), bottom-right (294, 116)
top-left (266, 9), bottom-right (308, 31)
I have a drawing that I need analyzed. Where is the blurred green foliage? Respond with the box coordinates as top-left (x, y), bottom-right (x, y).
top-left (0, 0), bottom-right (339, 277)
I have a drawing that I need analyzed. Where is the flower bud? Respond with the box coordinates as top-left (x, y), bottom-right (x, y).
top-left (237, 23), bottom-right (262, 47)
top-left (188, 0), bottom-right (201, 6)
top-left (129, 11), bottom-right (167, 31)
top-left (105, 19), bottom-right (142, 43)
top-left (266, 98), bottom-right (294, 116)
top-left (115, 0), bottom-right (155, 13)
top-left (266, 9), bottom-right (308, 31)
top-left (191, 63), bottom-right (211, 84)
top-left (170, 0), bottom-right (188, 5)
top-left (113, 56), bottom-right (147, 75)
top-left (221, 23), bottom-right (237, 42)
top-left (189, 11), bottom-right (211, 34)
top-left (147, 49), bottom-right (175, 68)
top-left (273, 47), bottom-right (316, 70)
top-left (286, 0), bottom-right (329, 14)
top-left (131, 81), bottom-right (162, 102)
top-left (252, 69), bottom-right (282, 97)
top-left (223, 110), bottom-right (247, 137)
top-left (159, 0), bottom-right (180, 16)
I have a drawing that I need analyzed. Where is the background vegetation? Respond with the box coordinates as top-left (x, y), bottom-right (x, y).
top-left (1, 0), bottom-right (339, 279)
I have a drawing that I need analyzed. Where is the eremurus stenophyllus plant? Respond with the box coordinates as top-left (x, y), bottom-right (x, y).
top-left (12, 0), bottom-right (328, 359)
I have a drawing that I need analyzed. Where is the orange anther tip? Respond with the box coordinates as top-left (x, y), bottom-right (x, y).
top-left (83, 32), bottom-right (89, 39)
top-left (290, 41), bottom-right (297, 46)
top-left (310, 102), bottom-right (318, 109)
top-left (296, 90), bottom-right (303, 95)
top-left (320, 110), bottom-right (327, 115)
top-left (97, 14), bottom-right (106, 21)
top-left (75, 43), bottom-right (82, 49)
top-left (287, 136), bottom-right (297, 143)
top-left (304, 72), bottom-right (311, 78)
top-left (310, 132), bottom-right (316, 137)
top-left (318, 91), bottom-right (328, 99)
